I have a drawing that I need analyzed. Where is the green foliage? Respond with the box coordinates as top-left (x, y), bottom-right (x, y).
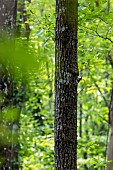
top-left (0, 0), bottom-right (55, 168)
top-left (2, 107), bottom-right (19, 122)
top-left (19, 113), bottom-right (54, 170)
top-left (77, 0), bottom-right (113, 169)
top-left (16, 0), bottom-right (113, 169)
top-left (16, 0), bottom-right (55, 169)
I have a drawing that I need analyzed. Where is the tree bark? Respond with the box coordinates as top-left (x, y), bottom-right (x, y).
top-left (0, 0), bottom-right (17, 32)
top-left (54, 0), bottom-right (78, 170)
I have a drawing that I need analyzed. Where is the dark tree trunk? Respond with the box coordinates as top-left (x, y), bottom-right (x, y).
top-left (54, 0), bottom-right (78, 170)
top-left (0, 0), bottom-right (17, 32)
top-left (0, 1), bottom-right (19, 170)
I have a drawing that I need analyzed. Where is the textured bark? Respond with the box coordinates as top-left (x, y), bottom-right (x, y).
top-left (55, 0), bottom-right (78, 170)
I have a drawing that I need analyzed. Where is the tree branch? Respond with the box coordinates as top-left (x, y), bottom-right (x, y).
top-left (95, 29), bottom-right (113, 43)
top-left (91, 77), bottom-right (109, 108)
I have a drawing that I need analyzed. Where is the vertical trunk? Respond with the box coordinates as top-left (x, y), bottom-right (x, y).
top-left (0, 1), bottom-right (18, 170)
top-left (17, 0), bottom-right (31, 39)
top-left (0, 0), bottom-right (17, 32)
top-left (54, 0), bottom-right (78, 170)
top-left (95, 0), bottom-right (100, 7)
top-left (107, 0), bottom-right (110, 13)
top-left (106, 53), bottom-right (113, 170)
top-left (106, 87), bottom-right (113, 170)
top-left (79, 103), bottom-right (82, 137)
top-left (83, 115), bottom-right (89, 170)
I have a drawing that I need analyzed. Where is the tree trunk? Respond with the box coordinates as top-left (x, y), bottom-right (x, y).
top-left (17, 0), bottom-right (31, 39)
top-left (106, 87), bottom-right (113, 170)
top-left (54, 0), bottom-right (78, 170)
top-left (106, 52), bottom-right (113, 170)
top-left (0, 0), bottom-right (17, 32)
top-left (79, 103), bottom-right (82, 137)
top-left (0, 1), bottom-right (19, 170)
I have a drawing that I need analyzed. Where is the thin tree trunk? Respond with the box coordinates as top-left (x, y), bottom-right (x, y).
top-left (106, 87), bottom-right (113, 170)
top-left (84, 115), bottom-right (89, 170)
top-left (106, 52), bottom-right (113, 170)
top-left (54, 0), bottom-right (78, 170)
top-left (79, 103), bottom-right (82, 138)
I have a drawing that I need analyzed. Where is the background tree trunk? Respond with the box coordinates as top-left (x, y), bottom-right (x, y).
top-left (0, 1), bottom-right (19, 169)
top-left (106, 87), bottom-right (113, 170)
top-left (0, 0), bottom-right (17, 32)
top-left (54, 0), bottom-right (78, 170)
top-left (17, 0), bottom-right (31, 39)
top-left (106, 55), bottom-right (113, 170)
